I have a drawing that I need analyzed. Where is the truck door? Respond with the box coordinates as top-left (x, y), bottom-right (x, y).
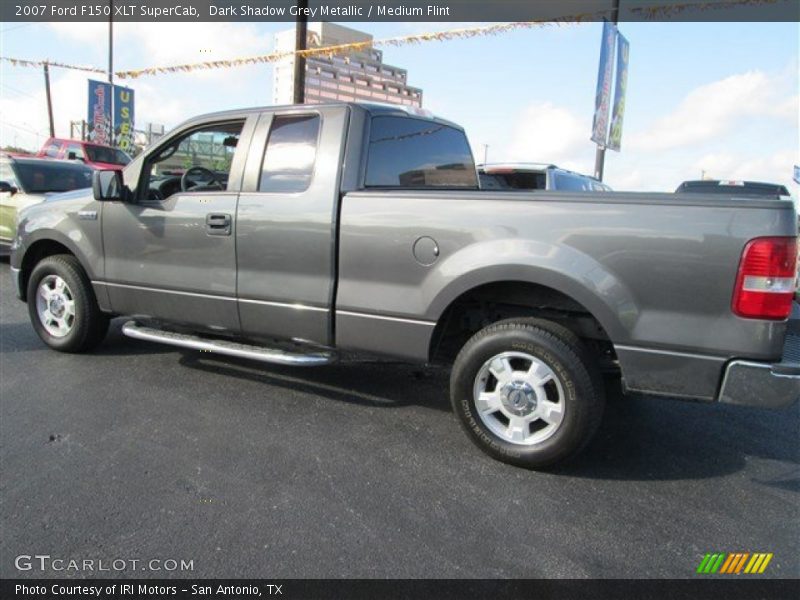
top-left (235, 106), bottom-right (349, 346)
top-left (101, 116), bottom-right (256, 332)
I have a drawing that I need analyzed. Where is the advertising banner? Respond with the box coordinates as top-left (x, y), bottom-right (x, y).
top-left (114, 85), bottom-right (135, 152)
top-left (607, 32), bottom-right (629, 152)
top-left (590, 21), bottom-right (616, 146)
top-left (86, 79), bottom-right (111, 146)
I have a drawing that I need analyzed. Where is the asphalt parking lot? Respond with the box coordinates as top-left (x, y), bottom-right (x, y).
top-left (1, 260), bottom-right (798, 579)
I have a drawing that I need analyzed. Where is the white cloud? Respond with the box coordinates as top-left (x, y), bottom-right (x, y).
top-left (504, 102), bottom-right (593, 171)
top-left (0, 69), bottom-right (88, 149)
top-left (1, 22), bottom-right (274, 150)
top-left (627, 70), bottom-right (795, 152)
top-left (483, 68), bottom-right (798, 193)
top-left (48, 22), bottom-right (271, 70)
top-left (694, 149), bottom-right (799, 185)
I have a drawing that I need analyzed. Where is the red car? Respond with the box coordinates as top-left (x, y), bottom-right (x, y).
top-left (37, 138), bottom-right (132, 171)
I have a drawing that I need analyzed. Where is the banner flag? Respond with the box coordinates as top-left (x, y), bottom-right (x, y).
top-left (86, 79), bottom-right (112, 146)
top-left (591, 21), bottom-right (617, 146)
top-left (607, 32), bottom-right (629, 151)
top-left (114, 85), bottom-right (135, 152)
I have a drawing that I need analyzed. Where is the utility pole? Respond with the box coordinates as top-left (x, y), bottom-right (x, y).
top-left (109, 0), bottom-right (115, 145)
top-left (43, 62), bottom-right (55, 137)
top-left (593, 0), bottom-right (620, 182)
top-left (482, 144), bottom-right (489, 164)
top-left (293, 0), bottom-right (308, 104)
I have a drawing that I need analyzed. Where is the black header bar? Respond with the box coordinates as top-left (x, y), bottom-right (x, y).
top-left (3, 579), bottom-right (800, 600)
top-left (1, 0), bottom-right (798, 23)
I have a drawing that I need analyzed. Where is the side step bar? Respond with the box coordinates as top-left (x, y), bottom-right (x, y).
top-left (121, 321), bottom-right (334, 367)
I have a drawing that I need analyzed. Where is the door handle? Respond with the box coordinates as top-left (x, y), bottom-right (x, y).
top-left (206, 213), bottom-right (231, 236)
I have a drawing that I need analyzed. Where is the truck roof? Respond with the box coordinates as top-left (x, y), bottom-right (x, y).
top-left (183, 102), bottom-right (464, 132)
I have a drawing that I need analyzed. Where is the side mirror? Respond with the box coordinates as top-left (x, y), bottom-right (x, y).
top-left (92, 169), bottom-right (127, 201)
top-left (0, 181), bottom-right (18, 195)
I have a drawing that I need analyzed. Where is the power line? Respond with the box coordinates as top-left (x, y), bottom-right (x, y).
top-left (0, 82), bottom-right (37, 98)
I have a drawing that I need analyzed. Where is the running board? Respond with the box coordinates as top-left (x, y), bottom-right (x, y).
top-left (121, 321), bottom-right (334, 366)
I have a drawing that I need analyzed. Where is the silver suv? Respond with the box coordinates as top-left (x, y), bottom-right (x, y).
top-left (478, 163), bottom-right (612, 192)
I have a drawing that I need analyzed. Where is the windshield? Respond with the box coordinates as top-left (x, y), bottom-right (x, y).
top-left (14, 161), bottom-right (93, 193)
top-left (84, 144), bottom-right (132, 166)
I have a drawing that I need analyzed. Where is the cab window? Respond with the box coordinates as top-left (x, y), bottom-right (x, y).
top-left (259, 114), bottom-right (320, 193)
top-left (365, 116), bottom-right (477, 189)
top-left (143, 121), bottom-right (244, 200)
top-left (66, 144), bottom-right (85, 161)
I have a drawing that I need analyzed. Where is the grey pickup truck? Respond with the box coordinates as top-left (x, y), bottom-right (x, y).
top-left (10, 103), bottom-right (800, 468)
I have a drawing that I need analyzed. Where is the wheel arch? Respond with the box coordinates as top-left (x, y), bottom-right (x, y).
top-left (427, 266), bottom-right (634, 367)
top-left (18, 233), bottom-right (87, 302)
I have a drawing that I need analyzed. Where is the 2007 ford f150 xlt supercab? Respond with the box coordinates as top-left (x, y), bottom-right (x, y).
top-left (10, 103), bottom-right (800, 468)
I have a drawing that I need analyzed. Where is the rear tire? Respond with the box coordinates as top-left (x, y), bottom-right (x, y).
top-left (450, 318), bottom-right (604, 469)
top-left (27, 254), bottom-right (109, 353)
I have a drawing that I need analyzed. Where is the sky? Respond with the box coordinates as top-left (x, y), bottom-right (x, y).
top-left (0, 19), bottom-right (798, 193)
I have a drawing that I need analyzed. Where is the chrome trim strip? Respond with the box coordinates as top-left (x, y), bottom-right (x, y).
top-left (122, 321), bottom-right (333, 366)
top-left (337, 309), bottom-right (436, 327)
top-left (94, 281), bottom-right (330, 312)
top-left (238, 297), bottom-right (329, 312)
top-left (93, 281), bottom-right (237, 302)
top-left (614, 344), bottom-right (726, 362)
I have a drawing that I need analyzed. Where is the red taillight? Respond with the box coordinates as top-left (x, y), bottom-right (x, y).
top-left (732, 237), bottom-right (797, 319)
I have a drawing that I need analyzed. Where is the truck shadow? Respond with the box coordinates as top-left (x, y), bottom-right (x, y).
top-left (177, 350), bottom-right (452, 412)
top-left (555, 380), bottom-right (800, 484)
top-left (176, 350), bottom-right (799, 484)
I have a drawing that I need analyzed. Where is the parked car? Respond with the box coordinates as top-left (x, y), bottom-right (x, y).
top-left (676, 179), bottom-right (791, 197)
top-left (0, 155), bottom-right (93, 254)
top-left (10, 103), bottom-right (799, 469)
top-left (37, 137), bottom-right (132, 171)
top-left (478, 163), bottom-right (612, 191)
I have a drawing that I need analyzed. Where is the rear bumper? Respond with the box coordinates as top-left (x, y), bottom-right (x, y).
top-left (718, 324), bottom-right (800, 409)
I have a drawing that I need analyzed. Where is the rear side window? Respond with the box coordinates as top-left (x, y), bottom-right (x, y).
top-left (260, 114), bottom-right (320, 193)
top-left (365, 116), bottom-right (477, 189)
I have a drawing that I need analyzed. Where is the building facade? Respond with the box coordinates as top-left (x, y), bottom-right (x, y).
top-left (273, 23), bottom-right (423, 107)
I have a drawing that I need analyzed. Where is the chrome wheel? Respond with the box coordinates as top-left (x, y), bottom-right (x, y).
top-left (35, 275), bottom-right (76, 338)
top-left (472, 351), bottom-right (566, 445)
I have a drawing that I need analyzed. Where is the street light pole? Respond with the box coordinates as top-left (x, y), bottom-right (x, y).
top-left (593, 0), bottom-right (620, 182)
top-left (43, 62), bottom-right (55, 138)
top-left (293, 0), bottom-right (308, 104)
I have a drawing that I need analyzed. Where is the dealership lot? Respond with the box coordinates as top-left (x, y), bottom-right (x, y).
top-left (1, 261), bottom-right (797, 579)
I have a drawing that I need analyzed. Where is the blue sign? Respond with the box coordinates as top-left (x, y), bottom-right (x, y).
top-left (87, 80), bottom-right (135, 150)
top-left (607, 33), bottom-right (629, 152)
top-left (87, 79), bottom-right (111, 146)
top-left (114, 85), bottom-right (135, 152)
top-left (591, 21), bottom-right (617, 146)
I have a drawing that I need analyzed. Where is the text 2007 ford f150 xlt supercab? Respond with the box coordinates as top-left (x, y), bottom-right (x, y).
top-left (10, 103), bottom-right (800, 468)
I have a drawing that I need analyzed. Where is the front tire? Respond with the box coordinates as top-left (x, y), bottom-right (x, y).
top-left (27, 254), bottom-right (109, 353)
top-left (450, 318), bottom-right (604, 469)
